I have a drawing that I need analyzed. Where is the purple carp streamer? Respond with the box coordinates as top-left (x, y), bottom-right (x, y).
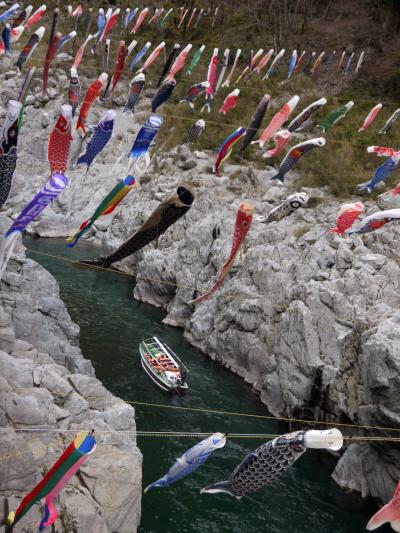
top-left (79, 186), bottom-right (194, 268)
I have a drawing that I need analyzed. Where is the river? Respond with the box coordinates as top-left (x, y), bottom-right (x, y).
top-left (25, 236), bottom-right (382, 533)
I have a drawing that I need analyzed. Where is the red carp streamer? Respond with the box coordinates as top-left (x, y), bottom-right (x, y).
top-left (190, 202), bottom-right (254, 304)
top-left (329, 202), bottom-right (364, 236)
top-left (110, 40), bottom-right (126, 98)
top-left (42, 32), bottom-right (61, 96)
top-left (76, 73), bottom-right (108, 134)
top-left (48, 104), bottom-right (72, 175)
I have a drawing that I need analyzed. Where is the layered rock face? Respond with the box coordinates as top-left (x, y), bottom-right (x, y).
top-left (2, 64), bottom-right (400, 506)
top-left (0, 216), bottom-right (142, 532)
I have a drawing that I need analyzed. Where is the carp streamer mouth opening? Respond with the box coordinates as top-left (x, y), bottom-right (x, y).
top-left (177, 186), bottom-right (194, 206)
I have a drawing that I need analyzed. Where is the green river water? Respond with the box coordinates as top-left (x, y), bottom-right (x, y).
top-left (24, 236), bottom-right (383, 533)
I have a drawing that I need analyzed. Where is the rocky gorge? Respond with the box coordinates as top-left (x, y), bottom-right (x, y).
top-left (1, 57), bottom-right (400, 531)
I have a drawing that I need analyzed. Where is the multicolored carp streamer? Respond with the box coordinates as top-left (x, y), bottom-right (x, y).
top-left (215, 48), bottom-right (230, 91)
top-left (357, 152), bottom-right (400, 193)
top-left (109, 40), bottom-right (126, 98)
top-left (145, 433), bottom-right (226, 493)
top-left (138, 41), bottom-right (165, 73)
top-left (128, 114), bottom-right (163, 174)
top-left (12, 5), bottom-right (32, 27)
top-left (258, 193), bottom-right (309, 224)
top-left (157, 43), bottom-right (180, 87)
top-left (57, 30), bottom-right (77, 50)
top-left (131, 7), bottom-right (148, 33)
top-left (272, 137), bottom-right (326, 183)
top-left (73, 33), bottom-right (93, 69)
top-left (67, 174), bottom-right (135, 247)
top-left (15, 25), bottom-right (45, 70)
top-left (76, 72), bottom-right (108, 134)
top-left (151, 79), bottom-right (176, 112)
top-left (185, 44), bottom-right (205, 76)
top-left (264, 48), bottom-right (285, 79)
top-left (219, 88), bottom-right (240, 115)
top-left (239, 94), bottom-right (270, 153)
top-left (186, 119), bottom-right (205, 143)
top-left (318, 101), bottom-right (354, 132)
top-left (2, 24), bottom-right (11, 55)
top-left (358, 103), bottom-right (382, 132)
top-left (124, 73), bottom-right (145, 113)
top-left (180, 81), bottom-right (209, 108)
top-left (222, 48), bottom-right (241, 87)
top-left (25, 4), bottom-right (46, 29)
top-left (166, 43), bottom-right (192, 81)
top-left (263, 129), bottom-right (291, 158)
top-left (287, 97), bottom-right (327, 133)
top-left (253, 95), bottom-right (299, 148)
top-left (149, 7), bottom-right (164, 25)
top-left (68, 68), bottom-right (81, 117)
top-left (367, 146), bottom-right (399, 158)
top-left (378, 108), bottom-right (400, 134)
top-left (347, 209), bottom-right (400, 235)
top-left (6, 431), bottom-right (96, 533)
top-left (48, 104), bottom-right (72, 175)
top-left (201, 429), bottom-right (342, 498)
top-left (42, 31), bottom-right (61, 96)
top-left (329, 202), bottom-right (364, 236)
top-left (190, 202), bottom-right (253, 305)
top-left (0, 100), bottom-right (22, 208)
top-left (201, 47), bottom-right (218, 113)
top-left (77, 110), bottom-right (115, 169)
top-left (214, 127), bottom-right (246, 177)
top-left (0, 2), bottom-right (19, 23)
top-left (129, 41), bottom-right (151, 71)
top-left (295, 50), bottom-right (307, 72)
top-left (126, 7), bottom-right (138, 27)
top-left (100, 7), bottom-right (120, 42)
top-left (254, 48), bottom-right (274, 76)
top-left (367, 481), bottom-right (400, 531)
top-left (288, 49), bottom-right (297, 78)
top-left (79, 186), bottom-right (194, 268)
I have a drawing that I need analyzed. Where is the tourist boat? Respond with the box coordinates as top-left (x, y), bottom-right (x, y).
top-left (139, 337), bottom-right (189, 392)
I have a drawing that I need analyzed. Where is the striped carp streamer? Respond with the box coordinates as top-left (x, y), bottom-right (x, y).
top-left (263, 129), bottom-right (291, 158)
top-left (185, 44), bottom-right (204, 76)
top-left (264, 49), bottom-right (285, 79)
top-left (128, 115), bottom-right (163, 174)
top-left (151, 79), bottom-right (176, 112)
top-left (347, 209), bottom-right (400, 235)
top-left (186, 119), bottom-right (205, 143)
top-left (215, 48), bottom-right (230, 91)
top-left (12, 5), bottom-right (32, 27)
top-left (367, 481), bottom-right (400, 531)
top-left (222, 48), bottom-right (241, 87)
top-left (76, 72), bottom-right (108, 134)
top-left (25, 4), bottom-right (46, 29)
top-left (214, 127), bottom-right (246, 177)
top-left (157, 43), bottom-right (180, 87)
top-left (357, 152), bottom-right (400, 193)
top-left (271, 138), bottom-right (326, 183)
top-left (166, 43), bottom-right (193, 81)
top-left (318, 101), bottom-right (354, 132)
top-left (79, 186), bottom-right (195, 268)
top-left (48, 104), bottom-right (72, 176)
top-left (180, 82), bottom-right (209, 108)
top-left (201, 48), bottom-right (219, 113)
top-left (145, 433), bottom-right (226, 493)
top-left (5, 431), bottom-right (96, 533)
top-left (358, 104), bottom-right (382, 132)
top-left (258, 193), bottom-right (309, 224)
top-left (15, 25), bottom-right (45, 71)
top-left (253, 95), bottom-right (299, 148)
top-left (138, 41), bottom-right (165, 73)
top-left (72, 33), bottom-right (94, 69)
top-left (68, 68), bottom-right (81, 117)
top-left (367, 146), bottom-right (399, 158)
top-left (0, 172), bottom-right (69, 281)
top-left (0, 100), bottom-right (22, 208)
top-left (287, 97), bottom-right (327, 133)
top-left (77, 110), bottom-right (115, 169)
top-left (201, 430), bottom-right (342, 498)
top-left (329, 202), bottom-right (364, 236)
top-left (219, 89), bottom-right (239, 114)
top-left (190, 202), bottom-right (254, 305)
top-left (67, 174), bottom-right (135, 248)
top-left (124, 73), bottom-right (145, 113)
top-left (379, 109), bottom-right (400, 134)
top-left (132, 7), bottom-right (149, 33)
top-left (239, 94), bottom-right (270, 154)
